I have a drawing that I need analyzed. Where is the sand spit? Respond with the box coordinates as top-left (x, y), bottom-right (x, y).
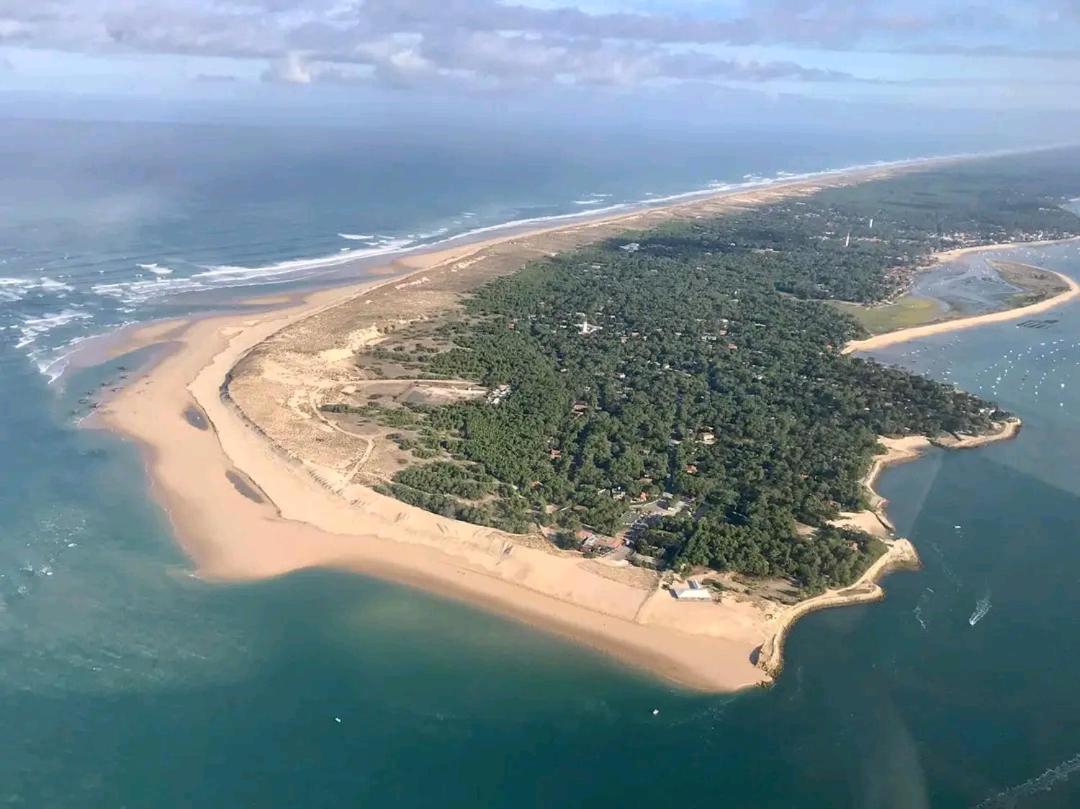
top-left (843, 268), bottom-right (1079, 354)
top-left (97, 159), bottom-right (1031, 692)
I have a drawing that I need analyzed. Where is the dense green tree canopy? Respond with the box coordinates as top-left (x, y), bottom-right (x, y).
top-left (348, 153), bottom-right (1080, 592)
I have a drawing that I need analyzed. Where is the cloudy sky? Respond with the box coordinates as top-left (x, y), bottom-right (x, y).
top-left (1, 0), bottom-right (1079, 118)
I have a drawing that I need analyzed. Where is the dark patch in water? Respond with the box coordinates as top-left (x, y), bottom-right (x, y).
top-left (184, 405), bottom-right (209, 430)
top-left (226, 470), bottom-right (265, 504)
top-left (1017, 318), bottom-right (1058, 329)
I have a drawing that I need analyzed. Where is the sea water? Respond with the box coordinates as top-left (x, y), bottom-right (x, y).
top-left (2, 118), bottom-right (1080, 807)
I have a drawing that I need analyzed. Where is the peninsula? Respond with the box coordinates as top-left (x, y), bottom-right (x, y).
top-left (98, 151), bottom-right (1080, 691)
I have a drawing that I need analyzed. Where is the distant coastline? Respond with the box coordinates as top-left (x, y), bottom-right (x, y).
top-left (93, 155), bottom-right (1068, 693)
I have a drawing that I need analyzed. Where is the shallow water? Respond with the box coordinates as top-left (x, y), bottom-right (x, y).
top-left (911, 253), bottom-right (1024, 316)
top-left (3, 124), bottom-right (1080, 807)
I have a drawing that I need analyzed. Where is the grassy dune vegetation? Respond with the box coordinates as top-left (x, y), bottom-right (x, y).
top-left (831, 296), bottom-right (946, 335)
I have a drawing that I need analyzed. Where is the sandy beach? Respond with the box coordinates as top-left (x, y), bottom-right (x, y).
top-left (94, 157), bottom-right (1034, 692)
top-left (843, 267), bottom-right (1080, 354)
top-left (99, 294), bottom-right (773, 691)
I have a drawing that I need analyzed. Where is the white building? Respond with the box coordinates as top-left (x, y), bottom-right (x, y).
top-left (675, 579), bottom-right (713, 601)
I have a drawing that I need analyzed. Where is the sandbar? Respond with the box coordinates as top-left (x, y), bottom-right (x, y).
top-left (844, 268), bottom-right (1079, 354)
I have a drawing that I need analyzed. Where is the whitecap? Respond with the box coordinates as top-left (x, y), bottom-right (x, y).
top-left (92, 276), bottom-right (209, 304)
top-left (15, 309), bottom-right (92, 349)
top-left (412, 227), bottom-right (450, 240)
top-left (37, 276), bottom-right (74, 291)
top-left (192, 236), bottom-right (416, 283)
top-left (573, 193), bottom-right (613, 205)
top-left (136, 262), bottom-right (174, 276)
top-left (0, 276), bottom-right (73, 298)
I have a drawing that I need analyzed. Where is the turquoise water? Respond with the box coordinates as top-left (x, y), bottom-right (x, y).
top-left (7, 353), bottom-right (1080, 807)
top-left (4, 121), bottom-right (1080, 806)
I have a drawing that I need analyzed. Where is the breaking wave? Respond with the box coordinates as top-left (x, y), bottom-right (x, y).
top-left (15, 310), bottom-right (92, 350)
top-left (136, 263), bottom-right (173, 275)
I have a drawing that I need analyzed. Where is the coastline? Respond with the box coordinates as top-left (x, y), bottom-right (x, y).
top-left (93, 158), bottom-right (1044, 693)
top-left (755, 417), bottom-right (1021, 676)
top-left (843, 266), bottom-right (1080, 355)
top-left (98, 300), bottom-right (773, 692)
top-left (931, 235), bottom-right (1080, 264)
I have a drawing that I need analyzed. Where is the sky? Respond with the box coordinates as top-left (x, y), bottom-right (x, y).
top-left (1, 1), bottom-right (1079, 133)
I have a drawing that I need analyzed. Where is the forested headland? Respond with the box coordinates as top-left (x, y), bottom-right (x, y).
top-left (329, 152), bottom-right (1080, 593)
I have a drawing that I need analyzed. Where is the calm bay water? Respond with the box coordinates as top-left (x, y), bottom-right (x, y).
top-left (2, 119), bottom-right (1080, 807)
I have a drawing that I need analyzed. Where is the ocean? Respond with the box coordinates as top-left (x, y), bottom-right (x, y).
top-left (2, 117), bottom-right (1079, 807)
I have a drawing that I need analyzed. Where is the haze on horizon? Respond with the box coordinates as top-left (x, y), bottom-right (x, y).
top-left (1, 1), bottom-right (1079, 142)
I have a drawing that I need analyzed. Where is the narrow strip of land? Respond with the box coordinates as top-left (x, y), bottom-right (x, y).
top-left (843, 269), bottom-right (1079, 354)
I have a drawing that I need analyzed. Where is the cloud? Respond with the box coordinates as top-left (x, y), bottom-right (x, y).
top-left (1, 0), bottom-right (1079, 96)
top-left (0, 0), bottom-right (856, 91)
top-left (263, 51), bottom-right (314, 84)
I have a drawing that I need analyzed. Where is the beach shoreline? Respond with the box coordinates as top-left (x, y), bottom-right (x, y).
top-left (754, 416), bottom-right (1021, 676)
top-left (843, 265), bottom-right (1080, 355)
top-left (92, 157), bottom-right (1047, 693)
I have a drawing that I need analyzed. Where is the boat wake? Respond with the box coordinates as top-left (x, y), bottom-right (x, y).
top-left (973, 751), bottom-right (1080, 808)
top-left (913, 587), bottom-right (935, 630)
top-left (969, 595), bottom-right (992, 627)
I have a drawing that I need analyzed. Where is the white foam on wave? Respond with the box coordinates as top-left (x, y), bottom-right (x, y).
top-left (407, 226), bottom-right (450, 240)
top-left (92, 276), bottom-right (209, 304)
top-left (431, 201), bottom-right (635, 244)
top-left (37, 276), bottom-right (74, 292)
top-left (15, 309), bottom-right (92, 349)
top-left (137, 262), bottom-right (174, 276)
top-left (192, 236), bottom-right (416, 283)
top-left (35, 333), bottom-right (96, 384)
top-left (94, 238), bottom-right (412, 304)
top-left (573, 193), bottom-right (613, 206)
top-left (0, 275), bottom-right (74, 301)
top-left (338, 233), bottom-right (375, 241)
